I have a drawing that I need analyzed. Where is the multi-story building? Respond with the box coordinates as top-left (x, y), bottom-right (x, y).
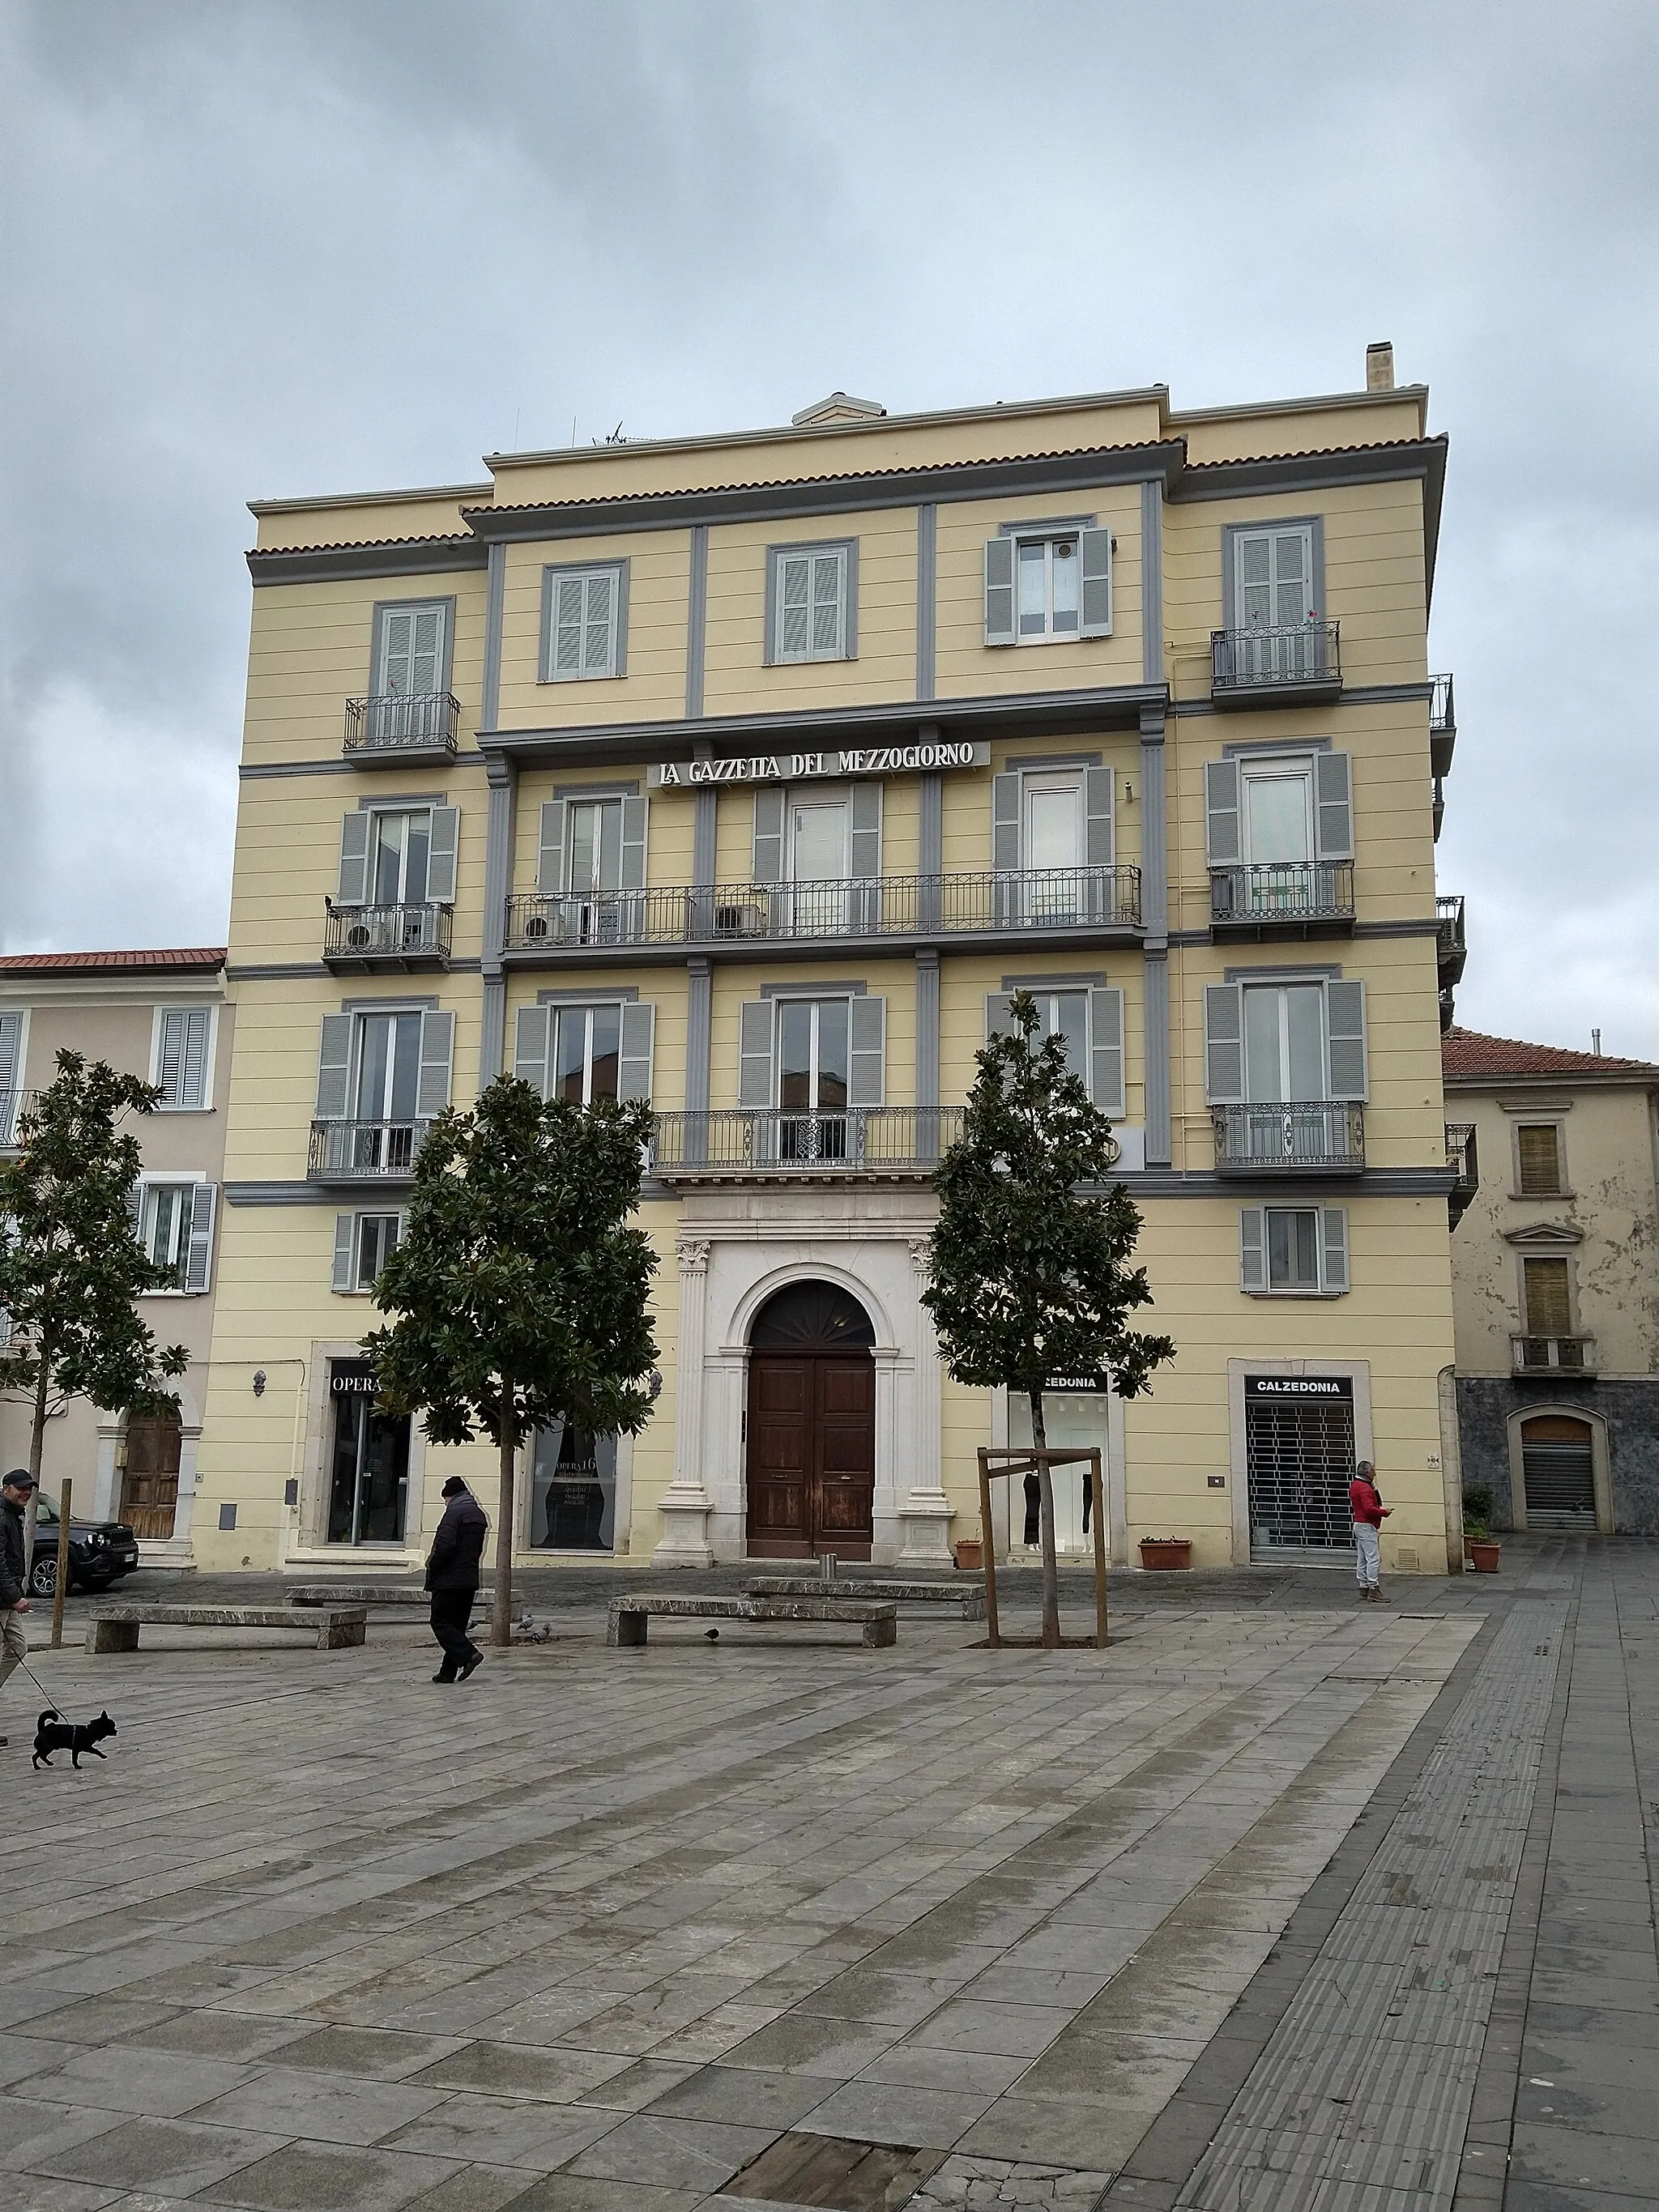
top-left (194, 348), bottom-right (1469, 1576)
top-left (0, 947), bottom-right (230, 1556)
top-left (1446, 1027), bottom-right (1659, 1533)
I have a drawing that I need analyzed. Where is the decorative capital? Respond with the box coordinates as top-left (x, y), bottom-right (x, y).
top-left (907, 1238), bottom-right (932, 1278)
top-left (678, 1239), bottom-right (712, 1275)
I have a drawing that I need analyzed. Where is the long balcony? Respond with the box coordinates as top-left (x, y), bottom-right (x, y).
top-left (308, 1119), bottom-right (433, 1184)
top-left (322, 901), bottom-right (453, 974)
top-left (505, 867), bottom-right (1143, 961)
top-left (343, 693), bottom-right (460, 762)
top-left (1446, 1123), bottom-right (1478, 1232)
top-left (1430, 674), bottom-right (1456, 776)
top-left (650, 1106), bottom-right (966, 1183)
top-left (1213, 1102), bottom-right (1366, 1174)
top-left (1210, 622), bottom-right (1341, 707)
top-left (1512, 1334), bottom-right (1597, 1379)
top-left (1209, 861), bottom-right (1354, 940)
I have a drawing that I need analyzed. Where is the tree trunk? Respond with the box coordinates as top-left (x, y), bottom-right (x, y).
top-left (492, 1392), bottom-right (516, 1648)
top-left (21, 1361), bottom-right (49, 1578)
top-left (1030, 1388), bottom-right (1060, 1649)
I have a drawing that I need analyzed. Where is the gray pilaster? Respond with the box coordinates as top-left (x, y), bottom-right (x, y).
top-left (480, 542), bottom-right (505, 730)
top-left (1139, 703), bottom-right (1170, 1166)
top-left (1142, 952), bottom-right (1171, 1167)
top-left (1140, 479), bottom-right (1163, 689)
top-left (915, 503), bottom-right (937, 701)
top-left (918, 747), bottom-right (943, 935)
top-left (685, 523), bottom-right (708, 720)
top-left (915, 949), bottom-right (940, 1111)
top-left (480, 754), bottom-right (516, 1085)
top-left (684, 955), bottom-right (711, 1163)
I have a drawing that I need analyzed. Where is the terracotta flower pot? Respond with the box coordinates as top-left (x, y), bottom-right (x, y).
top-left (1467, 1539), bottom-right (1501, 1574)
top-left (953, 1538), bottom-right (983, 1572)
top-left (1139, 1538), bottom-right (1192, 1571)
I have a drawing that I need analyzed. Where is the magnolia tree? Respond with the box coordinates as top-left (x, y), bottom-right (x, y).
top-left (364, 1076), bottom-right (659, 1643)
top-left (922, 992), bottom-right (1175, 1647)
top-left (0, 1053), bottom-right (190, 1573)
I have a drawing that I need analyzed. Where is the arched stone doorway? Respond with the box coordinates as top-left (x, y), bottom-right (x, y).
top-left (1519, 1413), bottom-right (1597, 1530)
top-left (746, 1281), bottom-right (876, 1559)
top-left (122, 1411), bottom-right (183, 1540)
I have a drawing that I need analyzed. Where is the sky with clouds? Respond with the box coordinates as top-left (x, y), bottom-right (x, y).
top-left (2, 0), bottom-right (1655, 1054)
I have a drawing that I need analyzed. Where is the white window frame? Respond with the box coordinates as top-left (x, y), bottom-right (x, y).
top-left (1014, 531), bottom-right (1082, 644)
top-left (1238, 759), bottom-right (1316, 867)
top-left (135, 1174), bottom-right (214, 1296)
top-left (369, 599), bottom-right (454, 701)
top-left (0, 1008), bottom-right (29, 1144)
top-left (551, 1002), bottom-right (627, 1107)
top-left (540, 562), bottom-right (628, 683)
top-left (766, 540), bottom-right (857, 665)
top-left (335, 1210), bottom-right (404, 1296)
top-left (1241, 1205), bottom-right (1350, 1298)
top-left (150, 1005), bottom-right (217, 1112)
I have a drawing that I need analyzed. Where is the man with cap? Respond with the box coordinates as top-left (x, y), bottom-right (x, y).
top-left (1, 1469), bottom-right (39, 1740)
top-left (424, 1475), bottom-right (488, 1682)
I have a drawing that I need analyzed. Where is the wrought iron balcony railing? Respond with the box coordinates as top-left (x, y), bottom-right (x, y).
top-left (308, 1118), bottom-right (433, 1182)
top-left (1209, 862), bottom-right (1354, 929)
top-left (1447, 1122), bottom-right (1478, 1231)
top-left (1213, 1102), bottom-right (1366, 1174)
top-left (505, 867), bottom-right (1142, 954)
top-left (1512, 1334), bottom-right (1597, 1377)
top-left (323, 901), bottom-right (453, 970)
top-left (1436, 893), bottom-right (1466, 984)
top-left (1430, 673), bottom-right (1456, 776)
top-left (650, 1106), bottom-right (966, 1180)
top-left (343, 693), bottom-right (460, 757)
top-left (1211, 621), bottom-right (1341, 700)
top-left (0, 1090), bottom-right (37, 1150)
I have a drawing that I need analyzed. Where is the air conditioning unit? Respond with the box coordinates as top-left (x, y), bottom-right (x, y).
top-left (346, 923), bottom-right (373, 952)
top-left (715, 903), bottom-right (767, 937)
top-left (523, 914), bottom-right (552, 943)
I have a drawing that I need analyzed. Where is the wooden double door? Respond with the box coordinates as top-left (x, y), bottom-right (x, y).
top-left (746, 1353), bottom-right (876, 1559)
top-left (121, 1413), bottom-right (181, 1540)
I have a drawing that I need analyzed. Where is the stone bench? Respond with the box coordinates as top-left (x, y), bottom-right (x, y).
top-left (743, 1576), bottom-right (986, 1622)
top-left (87, 1604), bottom-right (370, 1654)
top-left (286, 1584), bottom-right (492, 1616)
top-left (607, 1592), bottom-right (898, 1650)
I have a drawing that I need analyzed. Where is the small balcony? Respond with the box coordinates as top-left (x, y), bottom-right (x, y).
top-left (1213, 1102), bottom-right (1366, 1175)
top-left (1209, 861), bottom-right (1354, 940)
top-left (1210, 622), bottom-right (1341, 708)
top-left (1430, 674), bottom-right (1456, 777)
top-left (343, 693), bottom-right (460, 762)
top-left (308, 1119), bottom-right (433, 1184)
top-left (1436, 894), bottom-right (1466, 987)
top-left (1512, 1334), bottom-right (1598, 1379)
top-left (504, 867), bottom-right (1144, 959)
top-left (322, 901), bottom-right (453, 974)
top-left (0, 1089), bottom-right (36, 1151)
top-left (650, 1106), bottom-right (966, 1183)
top-left (1446, 1122), bottom-right (1478, 1232)
top-left (1432, 777), bottom-right (1446, 843)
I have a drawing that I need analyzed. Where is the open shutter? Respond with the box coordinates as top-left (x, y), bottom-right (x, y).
top-left (1084, 768), bottom-right (1114, 867)
top-left (1325, 981), bottom-right (1368, 1101)
top-left (1079, 527), bottom-right (1113, 637)
top-left (1321, 1207), bottom-right (1349, 1293)
top-left (849, 995), bottom-right (885, 1106)
top-left (416, 1010), bottom-right (454, 1117)
top-left (739, 1001), bottom-right (774, 1108)
top-left (1090, 988), bottom-right (1125, 1118)
top-left (1239, 1207), bottom-right (1266, 1292)
top-left (180, 1009), bottom-right (211, 1108)
top-left (332, 1213), bottom-right (356, 1294)
top-left (752, 788), bottom-right (785, 883)
top-left (183, 1183), bottom-right (216, 1294)
top-left (338, 812), bottom-right (371, 905)
top-left (851, 782), bottom-right (881, 879)
top-left (316, 1015), bottom-right (354, 1120)
top-left (425, 807), bottom-right (458, 902)
top-left (1204, 984), bottom-right (1245, 1104)
top-left (986, 993), bottom-right (1017, 1039)
top-left (984, 538), bottom-right (1016, 646)
top-left (0, 1012), bottom-right (20, 1094)
top-left (992, 773), bottom-right (1021, 872)
top-left (1205, 758), bottom-right (1242, 865)
top-left (1315, 752), bottom-right (1353, 861)
top-left (514, 1005), bottom-right (550, 1095)
top-left (538, 801), bottom-right (567, 893)
top-left (618, 1003), bottom-right (655, 1101)
top-left (619, 795), bottom-right (648, 890)
top-left (126, 1182), bottom-right (143, 1236)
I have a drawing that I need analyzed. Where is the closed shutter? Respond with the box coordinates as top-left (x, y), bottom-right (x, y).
top-left (0, 1012), bottom-right (21, 1093)
top-left (126, 1182), bottom-right (143, 1235)
top-left (1084, 768), bottom-right (1114, 867)
top-left (514, 1005), bottom-right (551, 1095)
top-left (1079, 527), bottom-right (1113, 637)
top-left (986, 993), bottom-right (1017, 1039)
top-left (332, 1213), bottom-right (356, 1294)
top-left (851, 782), bottom-right (881, 879)
top-left (582, 570), bottom-right (615, 677)
top-left (1204, 984), bottom-right (1245, 1104)
top-left (315, 1014), bottom-right (354, 1120)
top-left (338, 812), bottom-right (371, 905)
top-left (538, 801), bottom-right (568, 893)
top-left (739, 1001), bottom-right (774, 1108)
top-left (1523, 1258), bottom-right (1572, 1337)
top-left (1324, 981), bottom-right (1368, 1101)
top-left (1089, 987), bottom-right (1125, 1117)
top-left (416, 1010), bottom-right (454, 1117)
top-left (620, 795), bottom-right (649, 890)
top-left (551, 573), bottom-right (586, 678)
top-left (1205, 759), bottom-right (1242, 865)
top-left (1235, 529), bottom-right (1312, 630)
top-left (618, 1003), bottom-right (655, 1101)
top-left (425, 807), bottom-right (459, 902)
top-left (159, 1008), bottom-right (211, 1108)
top-left (1320, 1207), bottom-right (1349, 1293)
top-left (812, 551), bottom-right (845, 658)
top-left (849, 995), bottom-right (885, 1106)
top-left (183, 1184), bottom-right (216, 1294)
top-left (1517, 1124), bottom-right (1562, 1195)
top-left (1239, 1207), bottom-right (1266, 1292)
top-left (984, 538), bottom-right (1017, 646)
top-left (753, 788), bottom-right (785, 882)
top-left (992, 772), bottom-right (1021, 872)
top-left (777, 552), bottom-right (811, 660)
top-left (382, 604), bottom-right (445, 697)
top-left (1315, 752), bottom-right (1354, 861)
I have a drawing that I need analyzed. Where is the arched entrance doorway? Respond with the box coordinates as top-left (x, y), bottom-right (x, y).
top-left (1520, 1414), bottom-right (1597, 1529)
top-left (746, 1281), bottom-right (876, 1559)
top-left (122, 1412), bottom-right (182, 1540)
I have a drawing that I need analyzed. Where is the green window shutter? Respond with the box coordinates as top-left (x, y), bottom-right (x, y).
top-left (331, 1213), bottom-right (356, 1294)
top-left (620, 795), bottom-right (649, 890)
top-left (1239, 1207), bottom-right (1266, 1292)
top-left (849, 995), bottom-right (885, 1106)
top-left (1320, 1207), bottom-right (1349, 1293)
top-left (739, 1001), bottom-right (774, 1108)
top-left (752, 788), bottom-right (785, 882)
top-left (984, 538), bottom-right (1016, 646)
top-left (1079, 527), bottom-right (1113, 637)
top-left (985, 993), bottom-right (1017, 1039)
top-left (1085, 768), bottom-right (1114, 868)
top-left (514, 1004), bottom-right (550, 1095)
top-left (416, 1010), bottom-right (454, 1117)
top-left (618, 1003), bottom-right (655, 1102)
top-left (538, 800), bottom-right (568, 893)
top-left (338, 812), bottom-right (371, 905)
top-left (1315, 752), bottom-right (1353, 861)
top-left (1324, 981), bottom-right (1368, 1101)
top-left (851, 782), bottom-right (882, 879)
top-left (1090, 987), bottom-right (1125, 1118)
top-left (425, 808), bottom-right (459, 903)
top-left (183, 1183), bottom-right (216, 1294)
top-left (315, 1015), bottom-right (354, 1120)
top-left (1205, 758), bottom-right (1242, 865)
top-left (992, 773), bottom-right (1021, 872)
top-left (1204, 984), bottom-right (1245, 1104)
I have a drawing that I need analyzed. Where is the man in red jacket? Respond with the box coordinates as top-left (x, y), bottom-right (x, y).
top-left (1350, 1461), bottom-right (1389, 1601)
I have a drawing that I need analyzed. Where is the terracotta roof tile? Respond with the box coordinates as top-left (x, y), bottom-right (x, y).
top-left (0, 948), bottom-right (226, 977)
top-left (1443, 1027), bottom-right (1659, 1080)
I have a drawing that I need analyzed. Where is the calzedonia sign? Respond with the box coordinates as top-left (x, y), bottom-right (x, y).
top-left (648, 739), bottom-right (991, 790)
top-left (1245, 1375), bottom-right (1354, 1401)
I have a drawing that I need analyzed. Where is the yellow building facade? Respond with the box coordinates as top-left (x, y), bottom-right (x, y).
top-left (195, 360), bottom-right (1469, 1576)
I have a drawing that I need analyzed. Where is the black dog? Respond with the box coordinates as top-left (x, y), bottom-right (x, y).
top-left (32, 1709), bottom-right (117, 1769)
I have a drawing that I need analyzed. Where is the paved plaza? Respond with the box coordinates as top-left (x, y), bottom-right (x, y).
top-left (0, 1542), bottom-right (1653, 2212)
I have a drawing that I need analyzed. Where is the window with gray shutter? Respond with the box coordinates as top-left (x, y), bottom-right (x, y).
top-left (1204, 984), bottom-right (1245, 1104)
top-left (618, 795), bottom-right (649, 892)
top-left (1205, 759), bottom-right (1242, 865)
top-left (514, 1004), bottom-right (551, 1095)
top-left (1084, 769), bottom-right (1114, 868)
top-left (850, 782), bottom-right (882, 880)
top-left (541, 563), bottom-right (628, 681)
top-left (992, 774), bottom-right (1021, 872)
top-left (537, 799), bottom-right (568, 894)
top-left (1235, 526), bottom-right (1315, 629)
top-left (766, 543), bottom-right (855, 663)
top-left (1078, 527), bottom-right (1113, 637)
top-left (1320, 1207), bottom-right (1349, 1292)
top-left (0, 1012), bottom-right (23, 1146)
top-left (1239, 1207), bottom-right (1266, 1292)
top-left (1090, 987), bottom-right (1124, 1118)
top-left (316, 1014), bottom-right (354, 1121)
top-left (182, 1183), bottom-right (216, 1294)
top-left (618, 1003), bottom-right (655, 1101)
top-left (739, 1000), bottom-right (774, 1108)
top-left (849, 996), bottom-right (885, 1107)
top-left (425, 807), bottom-right (459, 902)
top-left (338, 812), bottom-right (372, 906)
top-left (416, 1010), bottom-right (454, 1117)
top-left (377, 603), bottom-right (447, 698)
top-left (1314, 752), bottom-right (1353, 861)
top-left (331, 1213), bottom-right (356, 1294)
top-left (157, 1008), bottom-right (212, 1110)
top-left (1324, 981), bottom-right (1368, 1100)
top-left (983, 538), bottom-right (1017, 646)
top-left (752, 789), bottom-right (785, 883)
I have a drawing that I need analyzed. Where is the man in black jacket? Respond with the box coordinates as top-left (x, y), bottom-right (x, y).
top-left (425, 1476), bottom-right (488, 1683)
top-left (1, 1470), bottom-right (38, 1741)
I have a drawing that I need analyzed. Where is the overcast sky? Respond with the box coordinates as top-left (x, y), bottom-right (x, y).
top-left (2, 0), bottom-right (1655, 1055)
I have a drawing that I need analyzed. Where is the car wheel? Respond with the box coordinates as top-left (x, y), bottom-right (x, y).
top-left (28, 1553), bottom-right (58, 1601)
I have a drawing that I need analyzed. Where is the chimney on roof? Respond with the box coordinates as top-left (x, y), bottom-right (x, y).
top-left (1366, 341), bottom-right (1395, 392)
top-left (791, 390), bottom-right (887, 428)
top-left (1592, 1029), bottom-right (1602, 1055)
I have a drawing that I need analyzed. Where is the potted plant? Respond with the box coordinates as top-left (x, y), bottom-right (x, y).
top-left (1139, 1536), bottom-right (1192, 1571)
top-left (1461, 1485), bottom-right (1500, 1573)
top-left (953, 1536), bottom-right (983, 1572)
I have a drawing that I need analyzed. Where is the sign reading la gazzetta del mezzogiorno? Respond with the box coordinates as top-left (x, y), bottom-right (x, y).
top-left (647, 739), bottom-right (991, 790)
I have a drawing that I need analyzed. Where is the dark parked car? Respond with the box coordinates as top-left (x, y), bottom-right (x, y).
top-left (25, 1494), bottom-right (140, 1599)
